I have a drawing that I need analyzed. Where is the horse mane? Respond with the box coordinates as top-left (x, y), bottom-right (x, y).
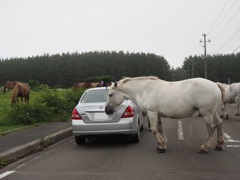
top-left (117, 76), bottom-right (159, 87)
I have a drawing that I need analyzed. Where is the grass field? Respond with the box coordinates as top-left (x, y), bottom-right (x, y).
top-left (0, 86), bottom-right (82, 136)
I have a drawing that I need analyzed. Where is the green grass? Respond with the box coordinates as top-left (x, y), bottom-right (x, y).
top-left (0, 86), bottom-right (12, 128)
top-left (0, 86), bottom-right (40, 135)
top-left (0, 86), bottom-right (82, 136)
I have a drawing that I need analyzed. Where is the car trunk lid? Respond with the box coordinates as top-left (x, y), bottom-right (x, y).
top-left (77, 103), bottom-right (128, 123)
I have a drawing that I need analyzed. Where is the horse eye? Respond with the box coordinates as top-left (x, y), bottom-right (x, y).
top-left (109, 94), bottom-right (113, 97)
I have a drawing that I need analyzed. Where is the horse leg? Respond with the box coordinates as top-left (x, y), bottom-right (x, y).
top-left (142, 111), bottom-right (151, 131)
top-left (26, 97), bottom-right (29, 105)
top-left (233, 97), bottom-right (240, 116)
top-left (237, 105), bottom-right (240, 115)
top-left (235, 104), bottom-right (240, 116)
top-left (220, 102), bottom-right (228, 119)
top-left (148, 111), bottom-right (167, 153)
top-left (213, 112), bottom-right (224, 151)
top-left (199, 115), bottom-right (216, 153)
top-left (157, 115), bottom-right (168, 143)
top-left (220, 102), bottom-right (224, 118)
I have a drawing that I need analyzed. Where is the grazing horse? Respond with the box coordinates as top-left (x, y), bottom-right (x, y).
top-left (3, 81), bottom-right (19, 93)
top-left (73, 82), bottom-right (93, 89)
top-left (91, 82), bottom-right (101, 87)
top-left (41, 84), bottom-right (49, 88)
top-left (219, 83), bottom-right (240, 119)
top-left (105, 76), bottom-right (225, 153)
top-left (10, 82), bottom-right (30, 105)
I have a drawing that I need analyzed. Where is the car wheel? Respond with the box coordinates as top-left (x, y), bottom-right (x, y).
top-left (75, 136), bottom-right (86, 145)
top-left (131, 123), bottom-right (140, 143)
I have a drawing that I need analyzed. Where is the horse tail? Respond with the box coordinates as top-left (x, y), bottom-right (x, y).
top-left (216, 83), bottom-right (226, 102)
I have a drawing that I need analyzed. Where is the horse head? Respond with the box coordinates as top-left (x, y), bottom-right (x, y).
top-left (3, 85), bottom-right (6, 93)
top-left (3, 81), bottom-right (10, 93)
top-left (105, 82), bottom-right (125, 114)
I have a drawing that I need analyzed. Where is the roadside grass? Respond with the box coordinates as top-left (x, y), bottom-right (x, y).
top-left (0, 86), bottom-right (84, 136)
top-left (0, 87), bottom-right (46, 136)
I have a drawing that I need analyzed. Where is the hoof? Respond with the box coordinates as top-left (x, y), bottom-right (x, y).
top-left (235, 114), bottom-right (240, 116)
top-left (198, 149), bottom-right (208, 154)
top-left (156, 146), bottom-right (166, 153)
top-left (214, 146), bottom-right (223, 151)
top-left (157, 149), bottom-right (166, 153)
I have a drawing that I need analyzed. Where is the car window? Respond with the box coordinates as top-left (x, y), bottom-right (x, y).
top-left (81, 89), bottom-right (109, 103)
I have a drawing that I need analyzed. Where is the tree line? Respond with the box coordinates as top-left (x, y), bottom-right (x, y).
top-left (182, 53), bottom-right (240, 84)
top-left (0, 51), bottom-right (171, 88)
top-left (0, 51), bottom-right (239, 88)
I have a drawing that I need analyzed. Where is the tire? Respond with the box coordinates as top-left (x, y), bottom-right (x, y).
top-left (131, 123), bottom-right (140, 143)
top-left (75, 136), bottom-right (86, 145)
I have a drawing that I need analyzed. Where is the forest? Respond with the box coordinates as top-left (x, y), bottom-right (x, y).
top-left (182, 53), bottom-right (240, 84)
top-left (0, 51), bottom-right (240, 88)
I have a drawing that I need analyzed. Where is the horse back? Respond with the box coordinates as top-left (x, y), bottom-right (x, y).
top-left (14, 83), bottom-right (30, 96)
top-left (149, 78), bottom-right (222, 107)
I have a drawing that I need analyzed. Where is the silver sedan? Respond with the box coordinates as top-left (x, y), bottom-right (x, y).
top-left (72, 87), bottom-right (143, 145)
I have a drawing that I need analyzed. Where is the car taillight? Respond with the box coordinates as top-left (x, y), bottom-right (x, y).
top-left (122, 106), bottom-right (134, 118)
top-left (72, 108), bottom-right (82, 120)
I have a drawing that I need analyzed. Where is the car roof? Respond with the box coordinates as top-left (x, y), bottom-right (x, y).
top-left (80, 86), bottom-right (135, 106)
top-left (86, 87), bottom-right (110, 91)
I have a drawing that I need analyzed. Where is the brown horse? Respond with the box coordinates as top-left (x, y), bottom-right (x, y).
top-left (73, 82), bottom-right (93, 89)
top-left (91, 82), bottom-right (101, 87)
top-left (3, 81), bottom-right (19, 93)
top-left (41, 84), bottom-right (49, 88)
top-left (10, 82), bottom-right (30, 105)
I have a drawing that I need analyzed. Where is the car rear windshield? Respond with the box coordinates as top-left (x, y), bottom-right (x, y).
top-left (80, 89), bottom-right (109, 103)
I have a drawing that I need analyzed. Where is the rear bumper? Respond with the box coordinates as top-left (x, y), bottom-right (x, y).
top-left (72, 118), bottom-right (138, 136)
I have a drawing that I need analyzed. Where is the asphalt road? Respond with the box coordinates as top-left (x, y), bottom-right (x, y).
top-left (1, 105), bottom-right (240, 180)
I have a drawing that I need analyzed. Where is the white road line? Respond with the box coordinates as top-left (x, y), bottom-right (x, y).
top-left (224, 133), bottom-right (240, 143)
top-left (177, 120), bottom-right (184, 140)
top-left (0, 171), bottom-right (15, 179)
top-left (227, 145), bottom-right (240, 148)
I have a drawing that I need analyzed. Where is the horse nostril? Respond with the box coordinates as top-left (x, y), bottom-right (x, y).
top-left (105, 106), bottom-right (114, 114)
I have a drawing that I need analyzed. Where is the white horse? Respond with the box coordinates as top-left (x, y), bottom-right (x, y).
top-left (220, 83), bottom-right (240, 119)
top-left (105, 76), bottom-right (225, 153)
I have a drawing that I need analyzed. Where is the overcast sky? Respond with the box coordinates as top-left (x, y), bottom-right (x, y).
top-left (0, 0), bottom-right (240, 67)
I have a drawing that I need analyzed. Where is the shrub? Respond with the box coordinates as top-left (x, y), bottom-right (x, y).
top-left (37, 90), bottom-right (78, 118)
top-left (3, 88), bottom-right (84, 126)
top-left (7, 104), bottom-right (53, 125)
top-left (65, 88), bottom-right (85, 105)
top-left (28, 80), bottom-right (41, 88)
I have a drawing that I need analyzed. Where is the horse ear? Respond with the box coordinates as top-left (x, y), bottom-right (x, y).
top-left (114, 82), bottom-right (117, 88)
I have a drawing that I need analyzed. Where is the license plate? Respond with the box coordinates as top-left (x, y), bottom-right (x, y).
top-left (91, 112), bottom-right (108, 120)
